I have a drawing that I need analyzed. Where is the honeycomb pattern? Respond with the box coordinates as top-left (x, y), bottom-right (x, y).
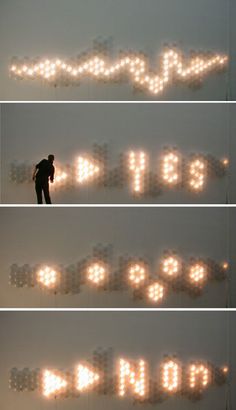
top-left (9, 41), bottom-right (228, 95)
top-left (9, 368), bottom-right (39, 392)
top-left (9, 245), bottom-right (228, 303)
top-left (9, 349), bottom-right (229, 404)
top-left (9, 145), bottom-right (229, 198)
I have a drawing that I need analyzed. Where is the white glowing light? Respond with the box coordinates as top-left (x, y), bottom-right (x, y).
top-left (10, 49), bottom-right (228, 95)
top-left (75, 364), bottom-right (100, 392)
top-left (76, 156), bottom-right (100, 184)
top-left (54, 171), bottom-right (68, 184)
top-left (128, 151), bottom-right (147, 193)
top-left (189, 262), bottom-right (207, 285)
top-left (128, 262), bottom-right (147, 287)
top-left (189, 364), bottom-right (210, 389)
top-left (161, 152), bottom-right (181, 185)
top-left (161, 255), bottom-right (181, 278)
top-left (42, 369), bottom-right (67, 397)
top-left (161, 360), bottom-right (181, 393)
top-left (147, 282), bottom-right (165, 303)
top-left (50, 167), bottom-right (68, 191)
top-left (118, 358), bottom-right (148, 398)
top-left (11, 357), bottom-right (229, 399)
top-left (37, 266), bottom-right (58, 288)
top-left (87, 261), bottom-right (107, 285)
top-left (189, 158), bottom-right (206, 191)
top-left (221, 158), bottom-right (229, 167)
top-left (11, 149), bottom-right (229, 194)
top-left (12, 252), bottom-right (228, 299)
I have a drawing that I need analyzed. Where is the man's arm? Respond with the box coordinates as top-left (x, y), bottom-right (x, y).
top-left (32, 166), bottom-right (38, 181)
top-left (50, 165), bottom-right (55, 183)
top-left (33, 161), bottom-right (41, 181)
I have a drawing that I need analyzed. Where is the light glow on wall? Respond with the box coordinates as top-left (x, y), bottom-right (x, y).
top-left (10, 249), bottom-right (228, 304)
top-left (188, 363), bottom-right (211, 390)
top-left (10, 352), bottom-right (229, 402)
top-left (188, 262), bottom-right (208, 286)
top-left (9, 47), bottom-right (228, 95)
top-left (146, 281), bottom-right (165, 304)
top-left (53, 170), bottom-right (68, 186)
top-left (128, 262), bottom-right (148, 287)
top-left (87, 261), bottom-right (108, 285)
top-left (161, 359), bottom-right (182, 393)
top-left (76, 156), bottom-right (101, 184)
top-left (10, 146), bottom-right (229, 197)
top-left (161, 151), bottom-right (181, 186)
top-left (189, 158), bottom-right (207, 191)
top-left (128, 151), bottom-right (147, 193)
top-left (118, 358), bottom-right (148, 398)
top-left (36, 266), bottom-right (58, 288)
top-left (75, 363), bottom-right (100, 392)
top-left (160, 254), bottom-right (181, 278)
top-left (42, 369), bottom-right (67, 398)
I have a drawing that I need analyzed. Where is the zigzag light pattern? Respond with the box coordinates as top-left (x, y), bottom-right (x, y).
top-left (9, 48), bottom-right (228, 95)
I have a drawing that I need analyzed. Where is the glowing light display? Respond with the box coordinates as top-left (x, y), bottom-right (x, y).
top-left (118, 359), bottom-right (148, 398)
top-left (188, 262), bottom-right (208, 286)
top-left (42, 369), bottom-right (67, 397)
top-left (52, 167), bottom-right (68, 187)
top-left (9, 47), bottom-right (228, 95)
top-left (36, 266), bottom-right (58, 288)
top-left (160, 254), bottom-right (181, 278)
top-left (161, 151), bottom-right (181, 186)
top-left (10, 352), bottom-right (228, 403)
top-left (147, 281), bottom-right (165, 304)
top-left (128, 261), bottom-right (148, 287)
top-left (161, 359), bottom-right (182, 393)
top-left (75, 364), bottom-right (100, 392)
top-left (76, 156), bottom-right (101, 184)
top-left (87, 261), bottom-right (108, 285)
top-left (10, 248), bottom-right (228, 304)
top-left (188, 363), bottom-right (211, 390)
top-left (9, 146), bottom-right (229, 197)
top-left (128, 151), bottom-right (147, 193)
top-left (188, 157), bottom-right (207, 191)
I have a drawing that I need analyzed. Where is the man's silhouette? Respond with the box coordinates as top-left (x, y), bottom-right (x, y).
top-left (33, 154), bottom-right (55, 204)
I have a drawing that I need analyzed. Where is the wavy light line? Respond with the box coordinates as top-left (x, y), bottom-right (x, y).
top-left (9, 49), bottom-right (228, 94)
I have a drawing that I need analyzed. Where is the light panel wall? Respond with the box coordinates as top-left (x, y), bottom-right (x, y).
top-left (1, 103), bottom-right (235, 204)
top-left (0, 312), bottom-right (234, 410)
top-left (0, 207), bottom-right (235, 308)
top-left (0, 0), bottom-right (235, 100)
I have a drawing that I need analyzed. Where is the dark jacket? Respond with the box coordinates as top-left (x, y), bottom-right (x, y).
top-left (35, 159), bottom-right (54, 183)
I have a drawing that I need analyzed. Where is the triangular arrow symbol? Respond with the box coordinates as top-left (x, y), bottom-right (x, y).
top-left (76, 363), bottom-right (100, 391)
top-left (42, 369), bottom-right (67, 397)
top-left (76, 156), bottom-right (101, 183)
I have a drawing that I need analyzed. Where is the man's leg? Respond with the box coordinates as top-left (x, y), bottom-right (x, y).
top-left (43, 182), bottom-right (52, 204)
top-left (35, 182), bottom-right (43, 204)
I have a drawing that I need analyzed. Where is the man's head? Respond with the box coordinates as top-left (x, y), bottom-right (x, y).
top-left (48, 154), bottom-right (55, 163)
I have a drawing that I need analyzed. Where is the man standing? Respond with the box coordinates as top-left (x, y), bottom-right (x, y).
top-left (33, 154), bottom-right (55, 204)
